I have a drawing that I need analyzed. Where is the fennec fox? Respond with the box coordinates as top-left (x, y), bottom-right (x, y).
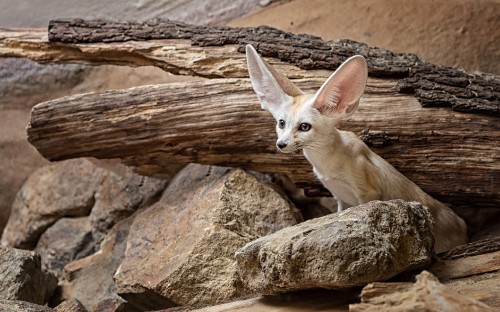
top-left (246, 44), bottom-right (467, 253)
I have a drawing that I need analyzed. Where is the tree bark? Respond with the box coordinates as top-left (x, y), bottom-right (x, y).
top-left (47, 18), bottom-right (499, 116)
top-left (1, 19), bottom-right (498, 115)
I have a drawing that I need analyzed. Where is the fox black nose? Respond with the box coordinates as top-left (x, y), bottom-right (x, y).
top-left (277, 141), bottom-right (287, 149)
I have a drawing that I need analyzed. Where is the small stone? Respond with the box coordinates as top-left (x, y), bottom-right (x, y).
top-left (54, 298), bottom-right (88, 312)
top-left (0, 247), bottom-right (58, 304)
top-left (35, 217), bottom-right (94, 277)
top-left (92, 297), bottom-right (129, 312)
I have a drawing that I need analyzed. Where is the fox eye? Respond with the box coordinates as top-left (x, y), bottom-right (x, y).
top-left (278, 119), bottom-right (285, 129)
top-left (299, 123), bottom-right (311, 131)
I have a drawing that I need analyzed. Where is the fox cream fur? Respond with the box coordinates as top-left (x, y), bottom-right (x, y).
top-left (246, 44), bottom-right (467, 253)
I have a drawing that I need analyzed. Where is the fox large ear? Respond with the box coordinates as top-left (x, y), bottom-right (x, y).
top-left (312, 55), bottom-right (368, 118)
top-left (246, 45), bottom-right (303, 115)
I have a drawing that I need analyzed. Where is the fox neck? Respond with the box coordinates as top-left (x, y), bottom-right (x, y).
top-left (301, 126), bottom-right (344, 173)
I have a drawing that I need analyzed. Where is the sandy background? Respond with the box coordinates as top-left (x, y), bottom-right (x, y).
top-left (231, 0), bottom-right (499, 74)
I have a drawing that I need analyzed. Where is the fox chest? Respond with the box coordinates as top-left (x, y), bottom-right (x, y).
top-left (311, 166), bottom-right (359, 207)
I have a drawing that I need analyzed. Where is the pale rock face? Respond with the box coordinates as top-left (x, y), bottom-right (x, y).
top-left (236, 200), bottom-right (435, 294)
top-left (114, 164), bottom-right (301, 309)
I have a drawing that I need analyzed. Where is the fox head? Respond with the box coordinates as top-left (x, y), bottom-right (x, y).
top-left (246, 44), bottom-right (368, 153)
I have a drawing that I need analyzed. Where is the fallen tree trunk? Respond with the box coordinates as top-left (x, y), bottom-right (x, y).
top-left (43, 19), bottom-right (500, 116)
top-left (28, 77), bottom-right (499, 213)
top-left (1, 19), bottom-right (499, 116)
top-left (1, 19), bottom-right (497, 212)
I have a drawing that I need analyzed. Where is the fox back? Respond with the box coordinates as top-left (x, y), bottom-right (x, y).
top-left (245, 44), bottom-right (467, 253)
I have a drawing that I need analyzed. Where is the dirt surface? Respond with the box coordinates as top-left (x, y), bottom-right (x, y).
top-left (230, 0), bottom-right (500, 75)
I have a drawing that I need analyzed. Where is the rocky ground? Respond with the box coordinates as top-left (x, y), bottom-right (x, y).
top-left (0, 0), bottom-right (499, 311)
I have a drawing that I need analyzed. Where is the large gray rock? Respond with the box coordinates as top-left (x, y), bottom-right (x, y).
top-left (1, 159), bottom-right (106, 249)
top-left (114, 164), bottom-right (301, 309)
top-left (0, 247), bottom-right (57, 304)
top-left (235, 200), bottom-right (434, 294)
top-left (1, 158), bottom-right (166, 251)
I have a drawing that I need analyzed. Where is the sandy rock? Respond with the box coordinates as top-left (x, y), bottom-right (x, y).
top-left (230, 0), bottom-right (500, 75)
top-left (0, 300), bottom-right (53, 312)
top-left (1, 159), bottom-right (106, 249)
top-left (54, 298), bottom-right (88, 312)
top-left (35, 217), bottom-right (94, 277)
top-left (0, 246), bottom-right (57, 304)
top-left (56, 216), bottom-right (136, 312)
top-left (350, 270), bottom-right (496, 311)
top-left (236, 200), bottom-right (434, 294)
top-left (114, 164), bottom-right (301, 309)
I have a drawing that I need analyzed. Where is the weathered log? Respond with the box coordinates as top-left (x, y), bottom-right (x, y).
top-left (47, 18), bottom-right (499, 116)
top-left (1, 19), bottom-right (498, 116)
top-left (350, 271), bottom-right (497, 311)
top-left (352, 237), bottom-right (500, 310)
top-left (27, 76), bottom-right (499, 212)
top-left (439, 236), bottom-right (500, 261)
top-left (431, 236), bottom-right (500, 282)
